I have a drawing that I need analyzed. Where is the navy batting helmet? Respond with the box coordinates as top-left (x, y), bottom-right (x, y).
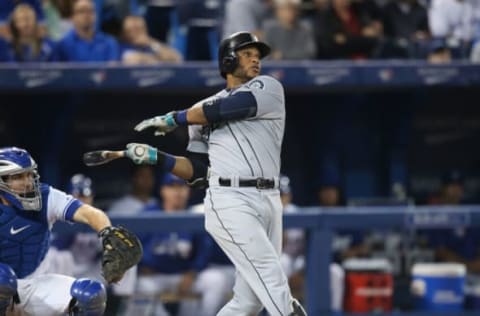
top-left (218, 32), bottom-right (271, 78)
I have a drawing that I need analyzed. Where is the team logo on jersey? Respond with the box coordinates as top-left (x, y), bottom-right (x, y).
top-left (248, 80), bottom-right (264, 90)
top-left (204, 99), bottom-right (215, 107)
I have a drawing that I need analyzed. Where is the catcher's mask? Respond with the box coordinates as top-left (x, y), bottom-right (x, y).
top-left (218, 31), bottom-right (271, 78)
top-left (0, 147), bottom-right (41, 211)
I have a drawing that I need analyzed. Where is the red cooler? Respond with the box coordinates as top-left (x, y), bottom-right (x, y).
top-left (343, 258), bottom-right (393, 313)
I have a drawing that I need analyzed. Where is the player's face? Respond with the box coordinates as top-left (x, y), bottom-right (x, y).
top-left (4, 171), bottom-right (35, 195)
top-left (234, 46), bottom-right (261, 81)
top-left (318, 186), bottom-right (340, 206)
top-left (160, 184), bottom-right (190, 211)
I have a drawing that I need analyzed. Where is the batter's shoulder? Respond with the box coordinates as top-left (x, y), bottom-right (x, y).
top-left (246, 75), bottom-right (284, 95)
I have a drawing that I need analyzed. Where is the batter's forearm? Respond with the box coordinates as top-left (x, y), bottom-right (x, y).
top-left (171, 156), bottom-right (194, 180)
top-left (185, 102), bottom-right (209, 125)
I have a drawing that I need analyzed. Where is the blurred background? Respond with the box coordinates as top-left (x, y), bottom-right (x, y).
top-left (1, 0), bottom-right (480, 315)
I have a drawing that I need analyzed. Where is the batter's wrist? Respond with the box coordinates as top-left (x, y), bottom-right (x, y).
top-left (174, 110), bottom-right (188, 126)
top-left (157, 150), bottom-right (176, 172)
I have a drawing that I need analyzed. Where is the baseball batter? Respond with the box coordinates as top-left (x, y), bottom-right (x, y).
top-left (126, 32), bottom-right (307, 316)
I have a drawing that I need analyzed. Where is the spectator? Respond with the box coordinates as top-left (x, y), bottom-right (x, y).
top-left (8, 3), bottom-right (56, 62)
top-left (42, 0), bottom-right (74, 40)
top-left (129, 173), bottom-right (229, 316)
top-left (56, 0), bottom-right (119, 62)
top-left (108, 165), bottom-right (158, 215)
top-left (382, 0), bottom-right (429, 58)
top-left (314, 0), bottom-right (382, 59)
top-left (429, 0), bottom-right (474, 59)
top-left (263, 0), bottom-right (316, 60)
top-left (177, 0), bottom-right (223, 60)
top-left (0, 0), bottom-right (46, 40)
top-left (120, 15), bottom-right (181, 65)
top-left (222, 0), bottom-right (273, 39)
top-left (383, 0), bottom-right (429, 43)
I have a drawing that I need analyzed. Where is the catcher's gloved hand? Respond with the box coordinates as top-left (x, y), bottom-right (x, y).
top-left (125, 143), bottom-right (158, 165)
top-left (98, 226), bottom-right (143, 283)
top-left (134, 111), bottom-right (178, 136)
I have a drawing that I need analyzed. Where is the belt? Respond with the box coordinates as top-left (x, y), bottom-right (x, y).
top-left (219, 177), bottom-right (276, 189)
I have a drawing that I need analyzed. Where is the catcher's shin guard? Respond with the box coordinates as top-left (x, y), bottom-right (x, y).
top-left (289, 298), bottom-right (307, 316)
top-left (69, 278), bottom-right (106, 316)
top-left (0, 263), bottom-right (17, 316)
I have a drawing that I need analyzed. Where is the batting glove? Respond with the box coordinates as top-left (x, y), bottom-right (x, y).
top-left (134, 111), bottom-right (178, 136)
top-left (125, 143), bottom-right (158, 165)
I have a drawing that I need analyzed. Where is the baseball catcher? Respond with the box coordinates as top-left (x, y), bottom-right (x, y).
top-left (98, 226), bottom-right (143, 283)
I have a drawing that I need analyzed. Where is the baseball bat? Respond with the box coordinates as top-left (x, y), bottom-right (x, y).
top-left (83, 150), bottom-right (126, 166)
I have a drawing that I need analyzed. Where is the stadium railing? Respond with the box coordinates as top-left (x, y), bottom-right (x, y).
top-left (1, 61), bottom-right (479, 91)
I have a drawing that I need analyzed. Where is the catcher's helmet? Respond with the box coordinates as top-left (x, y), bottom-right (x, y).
top-left (218, 31), bottom-right (271, 78)
top-left (0, 147), bottom-right (41, 211)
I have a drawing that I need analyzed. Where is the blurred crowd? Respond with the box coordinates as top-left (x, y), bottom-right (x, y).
top-left (1, 0), bottom-right (480, 64)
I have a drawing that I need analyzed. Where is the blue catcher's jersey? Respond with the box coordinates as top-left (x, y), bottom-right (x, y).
top-left (0, 183), bottom-right (83, 278)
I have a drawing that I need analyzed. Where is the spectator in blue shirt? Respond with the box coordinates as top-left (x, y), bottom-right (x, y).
top-left (0, 0), bottom-right (45, 39)
top-left (56, 0), bottom-right (119, 62)
top-left (8, 3), bottom-right (56, 62)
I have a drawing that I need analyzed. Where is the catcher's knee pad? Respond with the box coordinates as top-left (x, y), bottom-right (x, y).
top-left (69, 278), bottom-right (106, 316)
top-left (0, 263), bottom-right (17, 313)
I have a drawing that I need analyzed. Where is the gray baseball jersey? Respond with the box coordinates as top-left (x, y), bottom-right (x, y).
top-left (187, 75), bottom-right (285, 178)
top-left (188, 75), bottom-right (296, 316)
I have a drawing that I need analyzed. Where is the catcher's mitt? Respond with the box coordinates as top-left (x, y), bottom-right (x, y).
top-left (98, 226), bottom-right (143, 283)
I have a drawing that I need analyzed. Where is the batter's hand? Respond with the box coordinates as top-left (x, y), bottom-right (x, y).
top-left (134, 111), bottom-right (178, 136)
top-left (125, 143), bottom-right (158, 165)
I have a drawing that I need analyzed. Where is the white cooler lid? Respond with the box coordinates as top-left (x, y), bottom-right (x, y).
top-left (412, 263), bottom-right (466, 277)
top-left (343, 258), bottom-right (393, 272)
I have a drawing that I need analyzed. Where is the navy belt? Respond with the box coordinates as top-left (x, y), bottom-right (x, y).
top-left (219, 177), bottom-right (275, 189)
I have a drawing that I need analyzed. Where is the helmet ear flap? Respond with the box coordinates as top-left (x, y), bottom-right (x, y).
top-left (221, 51), bottom-right (238, 76)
